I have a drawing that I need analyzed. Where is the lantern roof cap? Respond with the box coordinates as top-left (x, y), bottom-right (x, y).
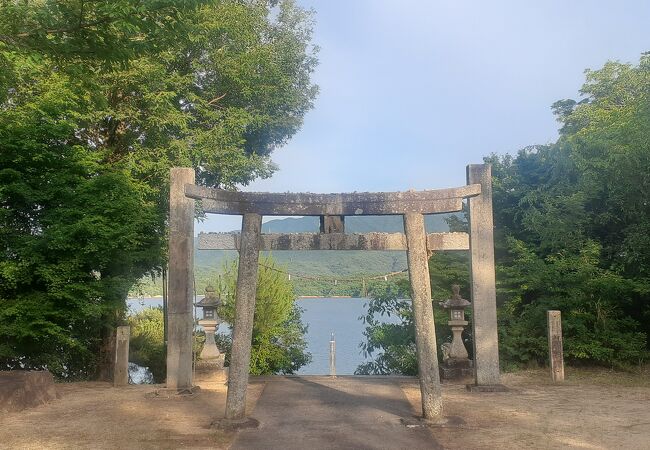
top-left (196, 285), bottom-right (222, 307)
top-left (440, 284), bottom-right (471, 309)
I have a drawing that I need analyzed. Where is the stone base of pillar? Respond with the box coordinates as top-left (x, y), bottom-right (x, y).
top-left (211, 417), bottom-right (260, 430)
top-left (147, 386), bottom-right (201, 398)
top-left (194, 356), bottom-right (228, 383)
top-left (440, 358), bottom-right (473, 380)
top-left (400, 415), bottom-right (466, 429)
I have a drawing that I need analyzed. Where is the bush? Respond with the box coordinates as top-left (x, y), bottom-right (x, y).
top-left (128, 307), bottom-right (166, 383)
top-left (498, 238), bottom-right (648, 369)
top-left (219, 256), bottom-right (311, 375)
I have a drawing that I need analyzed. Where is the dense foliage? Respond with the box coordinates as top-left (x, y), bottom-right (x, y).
top-left (355, 255), bottom-right (470, 375)
top-left (127, 306), bottom-right (204, 383)
top-left (0, 0), bottom-right (317, 377)
top-left (358, 55), bottom-right (650, 374)
top-left (128, 307), bottom-right (166, 383)
top-left (492, 55), bottom-right (650, 368)
top-left (218, 257), bottom-right (311, 375)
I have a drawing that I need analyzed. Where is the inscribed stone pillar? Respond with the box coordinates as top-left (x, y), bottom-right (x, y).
top-left (225, 212), bottom-right (262, 420)
top-left (467, 164), bottom-right (501, 386)
top-left (166, 167), bottom-right (195, 390)
top-left (114, 326), bottom-right (130, 387)
top-left (547, 310), bottom-right (564, 382)
top-left (403, 212), bottom-right (443, 421)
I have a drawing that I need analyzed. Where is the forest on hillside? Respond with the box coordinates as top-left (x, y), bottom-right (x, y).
top-left (132, 213), bottom-right (453, 297)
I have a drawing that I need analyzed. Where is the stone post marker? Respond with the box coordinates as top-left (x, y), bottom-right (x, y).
top-left (404, 212), bottom-right (443, 421)
top-left (467, 164), bottom-right (501, 388)
top-left (114, 326), bottom-right (130, 387)
top-left (547, 310), bottom-right (564, 382)
top-left (167, 167), bottom-right (195, 391)
top-left (225, 212), bottom-right (262, 420)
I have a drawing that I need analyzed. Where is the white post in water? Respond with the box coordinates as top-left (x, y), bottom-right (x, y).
top-left (329, 332), bottom-right (336, 377)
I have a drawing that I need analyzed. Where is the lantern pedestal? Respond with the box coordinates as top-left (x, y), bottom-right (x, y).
top-left (195, 318), bottom-right (228, 384)
top-left (440, 358), bottom-right (473, 380)
top-left (448, 320), bottom-right (469, 360)
top-left (440, 320), bottom-right (474, 380)
top-left (195, 359), bottom-right (228, 383)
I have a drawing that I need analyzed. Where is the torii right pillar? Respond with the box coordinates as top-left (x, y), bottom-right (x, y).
top-left (467, 164), bottom-right (504, 390)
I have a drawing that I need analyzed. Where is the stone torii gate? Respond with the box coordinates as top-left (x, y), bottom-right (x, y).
top-left (167, 164), bottom-right (501, 423)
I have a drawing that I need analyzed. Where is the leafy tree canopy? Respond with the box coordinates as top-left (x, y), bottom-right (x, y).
top-left (0, 0), bottom-right (318, 377)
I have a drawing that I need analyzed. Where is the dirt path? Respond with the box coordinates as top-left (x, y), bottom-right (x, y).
top-left (1, 369), bottom-right (649, 449)
top-left (231, 376), bottom-right (439, 450)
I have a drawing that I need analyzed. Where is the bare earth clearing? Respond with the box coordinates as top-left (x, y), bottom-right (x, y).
top-left (402, 368), bottom-right (650, 450)
top-left (1, 368), bottom-right (649, 449)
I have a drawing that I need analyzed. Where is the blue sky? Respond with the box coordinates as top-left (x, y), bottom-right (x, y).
top-left (197, 0), bottom-right (650, 234)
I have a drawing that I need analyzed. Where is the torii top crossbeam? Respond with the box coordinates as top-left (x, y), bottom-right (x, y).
top-left (185, 183), bottom-right (481, 216)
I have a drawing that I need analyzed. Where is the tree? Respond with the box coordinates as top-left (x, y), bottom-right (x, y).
top-left (128, 307), bottom-right (166, 383)
top-left (355, 254), bottom-right (469, 376)
top-left (357, 55), bottom-right (650, 373)
top-left (487, 54), bottom-right (650, 368)
top-left (355, 280), bottom-right (417, 375)
top-left (0, 0), bottom-right (203, 61)
top-left (553, 56), bottom-right (650, 280)
top-left (0, 63), bottom-right (162, 377)
top-left (218, 256), bottom-right (311, 375)
top-left (0, 0), bottom-right (318, 378)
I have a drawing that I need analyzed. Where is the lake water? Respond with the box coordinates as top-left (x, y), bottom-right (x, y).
top-left (127, 297), bottom-right (398, 375)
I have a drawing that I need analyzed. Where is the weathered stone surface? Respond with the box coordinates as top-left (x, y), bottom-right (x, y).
top-left (427, 232), bottom-right (470, 251)
top-left (447, 322), bottom-right (470, 360)
top-left (199, 322), bottom-right (221, 360)
top-left (225, 213), bottom-right (262, 420)
top-left (167, 168), bottom-right (195, 391)
top-left (194, 358), bottom-right (228, 383)
top-left (113, 326), bottom-right (130, 387)
top-left (320, 215), bottom-right (344, 233)
top-left (467, 164), bottom-right (501, 387)
top-left (198, 231), bottom-right (470, 251)
top-left (404, 212), bottom-right (443, 421)
top-left (187, 184), bottom-right (481, 216)
top-left (440, 358), bottom-right (473, 380)
top-left (547, 310), bottom-right (565, 382)
top-left (0, 371), bottom-right (59, 412)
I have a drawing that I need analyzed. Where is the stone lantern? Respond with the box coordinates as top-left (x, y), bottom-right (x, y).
top-left (438, 284), bottom-right (473, 379)
top-left (194, 285), bottom-right (226, 382)
top-left (197, 285), bottom-right (220, 324)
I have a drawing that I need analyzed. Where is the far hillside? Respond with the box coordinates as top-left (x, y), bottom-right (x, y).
top-left (133, 213), bottom-right (459, 297)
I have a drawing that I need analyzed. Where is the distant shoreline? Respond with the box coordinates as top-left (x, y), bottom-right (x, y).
top-left (128, 295), bottom-right (356, 301)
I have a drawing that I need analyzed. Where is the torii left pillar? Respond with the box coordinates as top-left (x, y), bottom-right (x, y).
top-left (167, 167), bottom-right (195, 391)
